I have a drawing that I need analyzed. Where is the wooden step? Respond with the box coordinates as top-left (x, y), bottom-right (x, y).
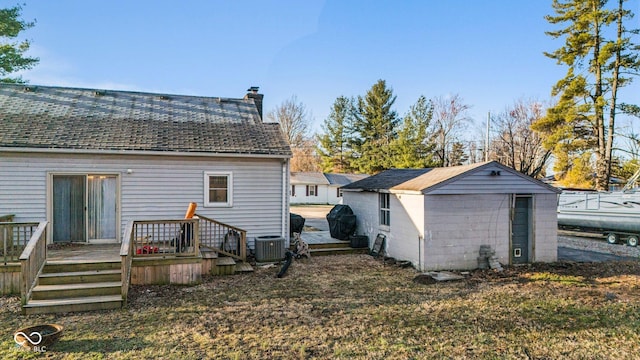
top-left (31, 281), bottom-right (122, 300)
top-left (23, 295), bottom-right (123, 315)
top-left (212, 257), bottom-right (236, 276)
top-left (306, 241), bottom-right (351, 250)
top-left (38, 269), bottom-right (122, 285)
top-left (310, 247), bottom-right (370, 256)
top-left (43, 260), bottom-right (121, 273)
top-left (235, 262), bottom-right (254, 273)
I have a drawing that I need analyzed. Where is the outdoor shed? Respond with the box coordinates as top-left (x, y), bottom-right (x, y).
top-left (0, 84), bottom-right (292, 248)
top-left (341, 161), bottom-right (560, 271)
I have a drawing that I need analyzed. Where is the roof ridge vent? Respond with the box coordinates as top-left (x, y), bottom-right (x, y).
top-left (24, 86), bottom-right (37, 92)
top-left (94, 90), bottom-right (106, 96)
top-left (159, 95), bottom-right (171, 100)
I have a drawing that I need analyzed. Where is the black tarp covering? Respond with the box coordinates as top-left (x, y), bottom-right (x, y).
top-left (326, 204), bottom-right (356, 240)
top-left (290, 213), bottom-right (306, 236)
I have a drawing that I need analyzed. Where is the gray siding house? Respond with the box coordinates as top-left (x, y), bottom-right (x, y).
top-left (0, 84), bottom-right (292, 248)
top-left (342, 161), bottom-right (560, 271)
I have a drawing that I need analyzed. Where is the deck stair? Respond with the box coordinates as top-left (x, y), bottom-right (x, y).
top-left (23, 259), bottom-right (123, 314)
top-left (202, 247), bottom-right (254, 275)
top-left (304, 240), bottom-right (370, 257)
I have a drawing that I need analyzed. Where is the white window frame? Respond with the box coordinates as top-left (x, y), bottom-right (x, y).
top-left (379, 193), bottom-right (390, 226)
top-left (204, 171), bottom-right (233, 207)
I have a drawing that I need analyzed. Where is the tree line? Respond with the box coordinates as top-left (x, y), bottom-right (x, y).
top-left (271, 0), bottom-right (640, 192)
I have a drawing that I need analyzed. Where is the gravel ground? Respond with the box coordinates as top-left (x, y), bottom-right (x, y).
top-left (558, 231), bottom-right (640, 258)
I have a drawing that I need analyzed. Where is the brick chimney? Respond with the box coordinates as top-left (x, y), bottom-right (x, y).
top-left (244, 86), bottom-right (264, 119)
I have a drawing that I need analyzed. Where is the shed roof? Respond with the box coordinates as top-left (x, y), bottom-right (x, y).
top-left (0, 84), bottom-right (291, 157)
top-left (341, 168), bottom-right (431, 191)
top-left (343, 161), bottom-right (561, 194)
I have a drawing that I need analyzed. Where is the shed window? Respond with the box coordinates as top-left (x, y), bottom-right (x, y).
top-left (306, 185), bottom-right (318, 197)
top-left (204, 172), bottom-right (232, 207)
top-left (379, 193), bottom-right (390, 226)
top-left (291, 185), bottom-right (296, 197)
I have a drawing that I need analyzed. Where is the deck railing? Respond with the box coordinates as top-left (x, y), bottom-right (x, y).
top-left (2, 221), bottom-right (40, 265)
top-left (120, 221), bottom-right (134, 305)
top-left (131, 219), bottom-right (199, 258)
top-left (195, 213), bottom-right (246, 261)
top-left (19, 221), bottom-right (48, 306)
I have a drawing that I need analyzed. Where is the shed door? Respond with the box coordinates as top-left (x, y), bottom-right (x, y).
top-left (511, 196), bottom-right (531, 264)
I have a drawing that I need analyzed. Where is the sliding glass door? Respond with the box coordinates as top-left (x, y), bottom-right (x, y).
top-left (52, 174), bottom-right (118, 243)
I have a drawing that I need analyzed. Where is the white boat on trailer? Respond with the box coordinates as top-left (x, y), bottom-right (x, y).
top-left (558, 190), bottom-right (640, 247)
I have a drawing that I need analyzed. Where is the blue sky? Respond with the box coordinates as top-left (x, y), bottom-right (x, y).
top-left (13, 0), bottom-right (640, 137)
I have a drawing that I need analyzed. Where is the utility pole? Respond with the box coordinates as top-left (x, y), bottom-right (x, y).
top-left (485, 112), bottom-right (490, 162)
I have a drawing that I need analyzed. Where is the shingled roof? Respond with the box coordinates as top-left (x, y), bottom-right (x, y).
top-left (0, 84), bottom-right (291, 157)
top-left (342, 161), bottom-right (560, 194)
top-left (341, 168), bottom-right (431, 191)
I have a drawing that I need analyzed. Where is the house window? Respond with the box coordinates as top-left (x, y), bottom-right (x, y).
top-left (337, 188), bottom-right (343, 197)
top-left (379, 193), bottom-right (390, 226)
top-left (204, 172), bottom-right (232, 207)
top-left (291, 185), bottom-right (296, 197)
top-left (306, 185), bottom-right (318, 197)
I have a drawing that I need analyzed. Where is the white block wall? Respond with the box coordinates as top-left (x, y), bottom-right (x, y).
top-left (386, 193), bottom-right (424, 267)
top-left (343, 191), bottom-right (382, 247)
top-left (423, 194), bottom-right (511, 270)
top-left (532, 193), bottom-right (558, 262)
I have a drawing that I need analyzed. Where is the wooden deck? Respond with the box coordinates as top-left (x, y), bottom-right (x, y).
top-left (48, 243), bottom-right (120, 262)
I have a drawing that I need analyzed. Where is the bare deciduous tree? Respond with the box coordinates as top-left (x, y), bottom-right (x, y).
top-left (431, 94), bottom-right (471, 167)
top-left (490, 99), bottom-right (552, 178)
top-left (267, 95), bottom-right (311, 148)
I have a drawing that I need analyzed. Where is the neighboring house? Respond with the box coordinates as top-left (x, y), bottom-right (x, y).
top-left (341, 161), bottom-right (560, 271)
top-left (290, 172), bottom-right (368, 205)
top-left (0, 84), bottom-right (292, 248)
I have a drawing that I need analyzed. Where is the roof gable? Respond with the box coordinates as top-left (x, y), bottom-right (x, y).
top-left (392, 162), bottom-right (489, 192)
top-left (0, 84), bottom-right (291, 157)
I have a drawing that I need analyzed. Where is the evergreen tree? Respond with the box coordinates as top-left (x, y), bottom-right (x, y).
top-left (448, 142), bottom-right (468, 166)
top-left (392, 95), bottom-right (437, 168)
top-left (532, 0), bottom-right (639, 190)
top-left (0, 5), bottom-right (39, 83)
top-left (316, 96), bottom-right (355, 172)
top-left (350, 80), bottom-right (399, 174)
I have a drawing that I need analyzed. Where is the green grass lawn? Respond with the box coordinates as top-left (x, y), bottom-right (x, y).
top-left (2, 255), bottom-right (639, 359)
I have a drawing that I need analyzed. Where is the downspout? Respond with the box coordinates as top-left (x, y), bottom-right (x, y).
top-left (282, 159), bottom-right (289, 245)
